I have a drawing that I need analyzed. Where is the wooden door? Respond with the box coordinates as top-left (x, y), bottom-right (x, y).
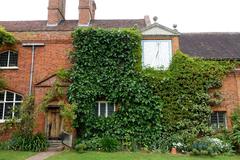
top-left (46, 108), bottom-right (62, 139)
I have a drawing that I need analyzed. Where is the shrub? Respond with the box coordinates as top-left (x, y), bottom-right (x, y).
top-left (76, 137), bottom-right (102, 151)
top-left (230, 107), bottom-right (240, 153)
top-left (75, 143), bottom-right (87, 153)
top-left (75, 137), bottom-right (120, 152)
top-left (9, 132), bottom-right (48, 152)
top-left (0, 141), bottom-right (10, 150)
top-left (100, 137), bottom-right (119, 152)
top-left (191, 137), bottom-right (232, 156)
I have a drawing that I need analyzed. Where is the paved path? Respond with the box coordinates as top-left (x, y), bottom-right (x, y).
top-left (26, 151), bottom-right (60, 160)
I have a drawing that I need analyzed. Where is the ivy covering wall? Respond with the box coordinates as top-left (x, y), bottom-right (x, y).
top-left (142, 53), bottom-right (236, 145)
top-left (68, 28), bottom-right (163, 147)
top-left (0, 26), bottom-right (16, 90)
top-left (68, 27), bottom-right (236, 149)
top-left (0, 26), bottom-right (16, 47)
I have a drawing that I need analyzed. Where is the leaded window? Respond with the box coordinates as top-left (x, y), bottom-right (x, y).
top-left (95, 101), bottom-right (115, 117)
top-left (0, 90), bottom-right (23, 122)
top-left (0, 50), bottom-right (18, 68)
top-left (210, 111), bottom-right (227, 129)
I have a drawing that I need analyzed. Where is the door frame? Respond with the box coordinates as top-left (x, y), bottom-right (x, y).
top-left (45, 105), bottom-right (63, 140)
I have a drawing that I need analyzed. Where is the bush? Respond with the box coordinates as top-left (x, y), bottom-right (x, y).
top-left (0, 141), bottom-right (10, 150)
top-left (230, 107), bottom-right (240, 153)
top-left (191, 137), bottom-right (232, 156)
top-left (9, 132), bottom-right (48, 152)
top-left (75, 137), bottom-right (120, 152)
top-left (75, 143), bottom-right (87, 153)
top-left (100, 137), bottom-right (119, 152)
top-left (76, 137), bottom-right (102, 151)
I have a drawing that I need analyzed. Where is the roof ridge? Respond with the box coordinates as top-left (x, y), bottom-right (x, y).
top-left (0, 20), bottom-right (48, 22)
top-left (92, 19), bottom-right (144, 21)
top-left (182, 32), bottom-right (240, 34)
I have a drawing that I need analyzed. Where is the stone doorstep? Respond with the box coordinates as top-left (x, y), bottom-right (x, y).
top-left (47, 140), bottom-right (65, 152)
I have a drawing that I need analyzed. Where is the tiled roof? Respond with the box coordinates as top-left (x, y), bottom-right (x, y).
top-left (1, 19), bottom-right (240, 60)
top-left (180, 32), bottom-right (240, 60)
top-left (0, 19), bottom-right (146, 32)
top-left (91, 19), bottom-right (146, 29)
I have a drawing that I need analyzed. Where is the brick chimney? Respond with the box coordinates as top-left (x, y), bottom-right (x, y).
top-left (47, 0), bottom-right (66, 26)
top-left (79, 0), bottom-right (96, 26)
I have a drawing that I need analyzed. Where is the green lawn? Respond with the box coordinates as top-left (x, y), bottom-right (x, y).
top-left (46, 151), bottom-right (240, 160)
top-left (0, 150), bottom-right (35, 160)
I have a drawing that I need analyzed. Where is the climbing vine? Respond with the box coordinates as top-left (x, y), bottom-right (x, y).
top-left (68, 28), bottom-right (163, 148)
top-left (0, 26), bottom-right (16, 90)
top-left (142, 52), bottom-right (236, 146)
top-left (67, 27), bottom-right (236, 150)
top-left (39, 69), bottom-right (75, 133)
top-left (0, 26), bottom-right (16, 47)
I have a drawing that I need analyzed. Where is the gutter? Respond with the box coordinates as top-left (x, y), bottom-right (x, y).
top-left (22, 43), bottom-right (45, 95)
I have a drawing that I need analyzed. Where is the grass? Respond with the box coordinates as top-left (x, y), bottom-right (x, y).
top-left (46, 151), bottom-right (240, 160)
top-left (0, 150), bottom-right (35, 160)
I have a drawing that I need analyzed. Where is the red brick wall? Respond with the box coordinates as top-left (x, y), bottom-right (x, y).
top-left (1, 29), bottom-right (240, 141)
top-left (0, 31), bottom-right (72, 139)
top-left (212, 70), bottom-right (240, 129)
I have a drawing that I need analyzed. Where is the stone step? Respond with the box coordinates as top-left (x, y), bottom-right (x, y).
top-left (48, 140), bottom-right (62, 143)
top-left (49, 142), bottom-right (62, 145)
top-left (47, 145), bottom-right (64, 152)
top-left (47, 140), bottom-right (64, 151)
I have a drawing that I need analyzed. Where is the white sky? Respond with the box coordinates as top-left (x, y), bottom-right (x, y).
top-left (0, 0), bottom-right (240, 32)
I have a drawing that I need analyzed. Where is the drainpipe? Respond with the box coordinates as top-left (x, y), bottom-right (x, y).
top-left (22, 43), bottom-right (45, 95)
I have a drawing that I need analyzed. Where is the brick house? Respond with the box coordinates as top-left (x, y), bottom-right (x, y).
top-left (0, 0), bottom-right (240, 145)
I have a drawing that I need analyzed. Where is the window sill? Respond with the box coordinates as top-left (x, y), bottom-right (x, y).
top-left (0, 67), bottom-right (18, 70)
top-left (0, 120), bottom-right (5, 123)
top-left (0, 119), bottom-right (21, 123)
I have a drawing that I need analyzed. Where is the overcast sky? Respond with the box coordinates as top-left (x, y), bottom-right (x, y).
top-left (0, 0), bottom-right (240, 32)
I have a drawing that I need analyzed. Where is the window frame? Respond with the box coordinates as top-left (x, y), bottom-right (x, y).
top-left (95, 101), bottom-right (116, 117)
top-left (210, 111), bottom-right (227, 129)
top-left (0, 50), bottom-right (18, 69)
top-left (141, 40), bottom-right (172, 69)
top-left (0, 90), bottom-right (23, 123)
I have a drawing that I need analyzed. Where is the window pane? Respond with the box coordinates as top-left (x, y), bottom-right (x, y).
top-left (159, 41), bottom-right (171, 69)
top-left (100, 103), bottom-right (106, 117)
top-left (142, 41), bottom-right (159, 67)
top-left (4, 103), bottom-right (13, 119)
top-left (0, 52), bottom-right (8, 67)
top-left (0, 92), bottom-right (4, 101)
top-left (9, 52), bottom-right (18, 67)
top-left (95, 103), bottom-right (98, 116)
top-left (218, 112), bottom-right (226, 127)
top-left (0, 103), bottom-right (3, 119)
top-left (108, 103), bottom-right (114, 116)
top-left (211, 112), bottom-right (218, 128)
top-left (14, 103), bottom-right (21, 119)
top-left (6, 91), bottom-right (14, 101)
top-left (142, 40), bottom-right (172, 69)
top-left (15, 94), bottom-right (23, 101)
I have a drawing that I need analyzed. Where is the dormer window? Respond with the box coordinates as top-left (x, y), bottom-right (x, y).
top-left (142, 40), bottom-right (172, 69)
top-left (0, 50), bottom-right (18, 69)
